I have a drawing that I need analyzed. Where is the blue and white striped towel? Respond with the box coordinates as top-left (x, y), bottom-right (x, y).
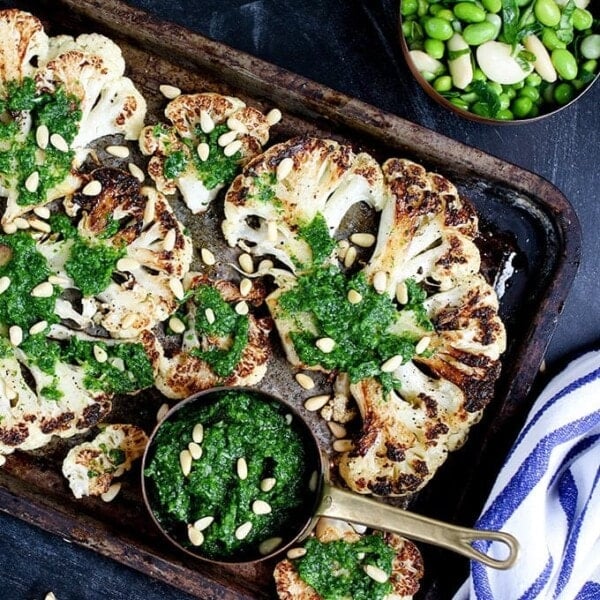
top-left (454, 349), bottom-right (600, 600)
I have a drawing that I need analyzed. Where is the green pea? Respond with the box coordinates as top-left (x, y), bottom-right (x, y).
top-left (505, 87), bottom-right (517, 99)
top-left (488, 81), bottom-right (503, 95)
top-left (581, 35), bottom-right (600, 60)
top-left (511, 80), bottom-right (525, 90)
top-left (471, 101), bottom-right (493, 116)
top-left (496, 108), bottom-right (514, 120)
top-left (542, 27), bottom-right (566, 50)
top-left (482, 0), bottom-right (502, 14)
top-left (572, 8), bottom-right (593, 31)
top-left (453, 2), bottom-right (486, 23)
top-left (520, 85), bottom-right (540, 101)
top-left (499, 93), bottom-right (511, 110)
top-left (581, 59), bottom-right (598, 74)
top-left (462, 21), bottom-right (497, 45)
top-left (552, 48), bottom-right (578, 80)
top-left (425, 37), bottom-right (446, 59)
top-left (553, 82), bottom-right (575, 104)
top-left (529, 105), bottom-right (540, 118)
top-left (525, 73), bottom-right (543, 87)
top-left (424, 17), bottom-right (455, 40)
top-left (534, 0), bottom-right (561, 27)
top-left (512, 96), bottom-right (533, 117)
top-left (401, 0), bottom-right (419, 17)
top-left (433, 74), bottom-right (453, 91)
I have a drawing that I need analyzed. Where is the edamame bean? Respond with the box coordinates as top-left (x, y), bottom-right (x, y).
top-left (551, 48), bottom-right (578, 80)
top-left (496, 108), bottom-right (514, 120)
top-left (425, 37), bottom-right (446, 59)
top-left (424, 16), bottom-right (455, 40)
top-left (581, 59), bottom-right (598, 75)
top-left (534, 0), bottom-right (561, 27)
top-left (553, 82), bottom-right (575, 104)
top-left (453, 2), bottom-right (486, 23)
top-left (572, 8), bottom-right (593, 32)
top-left (401, 0), bottom-right (419, 17)
top-left (485, 13), bottom-right (502, 39)
top-left (433, 74), bottom-right (453, 91)
top-left (463, 21), bottom-right (497, 45)
top-left (520, 85), bottom-right (540, 101)
top-left (432, 8), bottom-right (455, 20)
top-left (512, 96), bottom-right (533, 117)
top-left (542, 28), bottom-right (566, 51)
top-left (482, 0), bottom-right (502, 14)
top-left (581, 35), bottom-right (600, 60)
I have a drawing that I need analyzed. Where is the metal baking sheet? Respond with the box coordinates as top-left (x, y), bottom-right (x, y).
top-left (0, 0), bottom-right (581, 598)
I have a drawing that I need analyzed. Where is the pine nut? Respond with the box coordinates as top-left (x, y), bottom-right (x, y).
top-left (143, 196), bottom-right (155, 224)
top-left (347, 289), bottom-right (362, 304)
top-left (252, 500), bottom-right (272, 515)
top-left (276, 157), bottom-right (293, 181)
top-left (163, 228), bottom-right (176, 252)
top-left (106, 145), bottom-right (130, 158)
top-left (260, 477), bottom-right (276, 492)
top-left (239, 253), bottom-right (254, 274)
top-left (350, 233), bottom-right (376, 248)
top-left (364, 564), bottom-right (389, 584)
top-left (227, 117), bottom-right (248, 133)
top-left (327, 421), bottom-right (347, 439)
top-left (93, 345), bottom-right (108, 363)
top-left (259, 537), bottom-right (283, 555)
top-left (48, 275), bottom-right (68, 286)
top-left (373, 271), bottom-right (388, 293)
top-left (180, 449), bottom-right (192, 476)
top-left (304, 394), bottom-right (330, 412)
top-left (121, 313), bottom-right (137, 329)
top-left (50, 133), bottom-right (69, 152)
top-left (31, 281), bottom-right (53, 298)
top-left (9, 325), bottom-right (23, 346)
top-left (200, 110), bottom-right (215, 134)
top-left (285, 413), bottom-right (293, 425)
top-left (309, 470), bottom-right (319, 492)
top-left (235, 301), bottom-right (249, 316)
top-left (415, 336), bottom-right (431, 354)
top-left (237, 457), bottom-right (248, 480)
top-left (235, 521), bottom-right (252, 540)
top-left (45, 592), bottom-right (56, 600)
top-left (0, 455), bottom-right (5, 467)
top-left (295, 373), bottom-right (315, 390)
top-left (169, 277), bottom-right (185, 300)
top-left (381, 354), bottom-right (403, 373)
top-left (109, 357), bottom-right (126, 372)
top-left (266, 108), bottom-right (282, 125)
top-left (192, 423), bottom-right (204, 444)
top-left (205, 307), bottom-right (215, 324)
top-left (352, 523), bottom-right (368, 534)
top-left (197, 142), bottom-right (210, 162)
top-left (193, 516), bottom-right (214, 531)
top-left (128, 162), bottom-right (145, 182)
top-left (0, 276), bottom-right (10, 294)
top-left (169, 316), bottom-right (186, 334)
top-left (117, 257), bottom-right (139, 272)
top-left (316, 337), bottom-right (335, 353)
top-left (33, 206), bottom-right (50, 219)
top-left (29, 320), bottom-right (48, 335)
top-left (224, 139), bottom-right (242, 157)
top-left (82, 180), bottom-right (102, 196)
top-left (156, 402), bottom-right (170, 422)
top-left (36, 125), bottom-right (49, 149)
top-left (101, 482), bottom-right (121, 503)
top-left (239, 278), bottom-right (252, 297)
top-left (188, 441), bottom-right (203, 460)
top-left (344, 246), bottom-right (357, 268)
top-left (187, 524), bottom-right (204, 546)
top-left (258, 259), bottom-right (274, 272)
top-left (14, 217), bottom-right (29, 229)
top-left (25, 171), bottom-right (40, 193)
top-left (29, 218), bottom-right (51, 233)
top-left (286, 547), bottom-right (307, 560)
top-left (396, 281), bottom-right (409, 305)
top-left (337, 239), bottom-right (349, 260)
top-left (218, 130), bottom-right (238, 147)
top-left (333, 439), bottom-right (354, 452)
top-left (200, 247), bottom-right (216, 265)
top-left (159, 84), bottom-right (181, 99)
top-left (3, 222), bottom-right (17, 234)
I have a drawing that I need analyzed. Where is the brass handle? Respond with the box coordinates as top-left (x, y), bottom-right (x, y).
top-left (315, 483), bottom-right (519, 570)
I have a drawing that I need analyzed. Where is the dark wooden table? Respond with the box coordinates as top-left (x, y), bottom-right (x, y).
top-left (0, 1), bottom-right (598, 598)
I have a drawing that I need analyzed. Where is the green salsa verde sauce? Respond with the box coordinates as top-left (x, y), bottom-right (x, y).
top-left (144, 390), bottom-right (313, 560)
top-left (295, 534), bottom-right (396, 600)
top-left (0, 77), bottom-right (81, 206)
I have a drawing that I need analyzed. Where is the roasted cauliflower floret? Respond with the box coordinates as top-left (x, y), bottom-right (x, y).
top-left (222, 136), bottom-right (385, 272)
top-left (37, 167), bottom-right (193, 339)
top-left (139, 92), bottom-right (271, 214)
top-left (274, 518), bottom-right (423, 600)
top-left (141, 273), bottom-right (272, 399)
top-left (62, 423), bottom-right (148, 498)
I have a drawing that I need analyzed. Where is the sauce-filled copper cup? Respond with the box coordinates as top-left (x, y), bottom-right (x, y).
top-left (141, 386), bottom-right (518, 568)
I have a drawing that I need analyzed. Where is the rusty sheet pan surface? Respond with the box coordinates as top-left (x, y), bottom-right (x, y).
top-left (0, 0), bottom-right (581, 598)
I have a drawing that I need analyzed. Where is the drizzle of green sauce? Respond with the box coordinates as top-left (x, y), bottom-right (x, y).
top-left (248, 171), bottom-right (278, 205)
top-left (144, 390), bottom-right (310, 560)
top-left (0, 77), bottom-right (81, 206)
top-left (295, 534), bottom-right (395, 600)
top-left (188, 284), bottom-right (250, 378)
top-left (297, 213), bottom-right (336, 266)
